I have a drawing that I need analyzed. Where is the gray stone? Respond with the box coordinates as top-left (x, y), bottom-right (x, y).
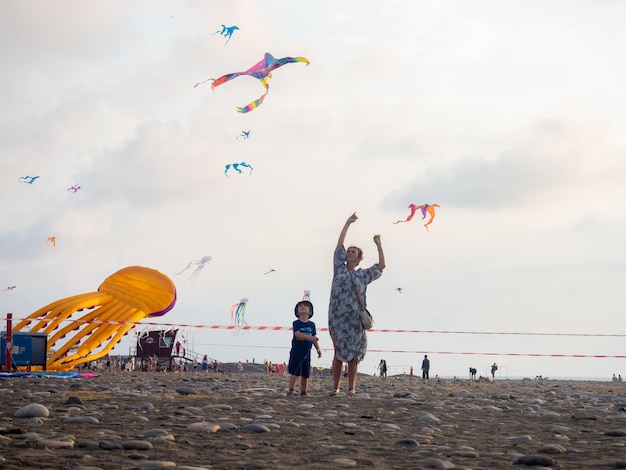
top-left (513, 454), bottom-right (556, 466)
top-left (243, 423), bottom-right (271, 433)
top-left (13, 403), bottom-right (49, 418)
top-left (394, 438), bottom-right (419, 447)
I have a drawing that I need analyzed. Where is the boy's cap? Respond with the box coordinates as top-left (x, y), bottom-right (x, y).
top-left (294, 300), bottom-right (314, 318)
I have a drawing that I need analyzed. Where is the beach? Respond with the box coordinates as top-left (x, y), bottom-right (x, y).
top-left (1, 370), bottom-right (625, 469)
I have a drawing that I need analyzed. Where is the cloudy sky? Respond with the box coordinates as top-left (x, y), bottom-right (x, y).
top-left (1, 1), bottom-right (624, 380)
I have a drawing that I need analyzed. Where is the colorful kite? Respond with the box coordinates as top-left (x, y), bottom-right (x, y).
top-left (45, 236), bottom-right (58, 247)
top-left (394, 203), bottom-right (440, 231)
top-left (422, 204), bottom-right (440, 231)
top-left (213, 24), bottom-right (239, 45)
top-left (302, 290), bottom-right (311, 301)
top-left (194, 52), bottom-right (310, 113)
top-left (177, 255), bottom-right (211, 283)
top-left (67, 185), bottom-right (81, 193)
top-left (225, 162), bottom-right (253, 177)
top-left (230, 298), bottom-right (248, 327)
top-left (237, 130), bottom-right (251, 140)
top-left (18, 175), bottom-right (40, 184)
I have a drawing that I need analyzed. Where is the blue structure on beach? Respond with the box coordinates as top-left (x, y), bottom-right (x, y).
top-left (1, 332), bottom-right (48, 371)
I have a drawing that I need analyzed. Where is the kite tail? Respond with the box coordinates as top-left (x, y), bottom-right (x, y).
top-left (193, 78), bottom-right (214, 88)
top-left (237, 88), bottom-right (269, 113)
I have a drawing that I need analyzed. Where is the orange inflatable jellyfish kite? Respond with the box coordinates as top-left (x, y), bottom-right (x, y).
top-left (13, 266), bottom-right (176, 371)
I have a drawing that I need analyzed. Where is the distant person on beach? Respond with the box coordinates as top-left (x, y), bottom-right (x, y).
top-left (421, 355), bottom-right (430, 379)
top-left (469, 367), bottom-right (477, 380)
top-left (328, 212), bottom-right (385, 396)
top-left (378, 359), bottom-right (388, 379)
top-left (287, 300), bottom-right (321, 396)
top-left (491, 362), bottom-right (498, 380)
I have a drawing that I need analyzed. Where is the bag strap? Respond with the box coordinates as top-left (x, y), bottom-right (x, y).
top-left (348, 270), bottom-right (366, 311)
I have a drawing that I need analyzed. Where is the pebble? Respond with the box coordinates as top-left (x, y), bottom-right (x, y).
top-left (513, 454), bottom-right (556, 466)
top-left (243, 423), bottom-right (271, 433)
top-left (131, 461), bottom-right (176, 469)
top-left (36, 438), bottom-right (75, 448)
top-left (394, 438), bottom-right (419, 447)
top-left (122, 439), bottom-right (154, 450)
top-left (13, 403), bottom-right (50, 418)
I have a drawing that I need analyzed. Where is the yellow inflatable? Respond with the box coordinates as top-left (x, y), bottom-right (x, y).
top-left (14, 266), bottom-right (177, 371)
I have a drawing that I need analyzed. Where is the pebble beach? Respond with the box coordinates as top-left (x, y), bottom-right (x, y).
top-left (1, 370), bottom-right (625, 470)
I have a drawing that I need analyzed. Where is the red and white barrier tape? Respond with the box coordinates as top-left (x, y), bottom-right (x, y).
top-left (5, 316), bottom-right (624, 359)
top-left (200, 343), bottom-right (626, 359)
top-left (3, 316), bottom-right (625, 337)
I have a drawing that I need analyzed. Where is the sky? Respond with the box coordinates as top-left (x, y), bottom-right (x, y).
top-left (1, 0), bottom-right (625, 380)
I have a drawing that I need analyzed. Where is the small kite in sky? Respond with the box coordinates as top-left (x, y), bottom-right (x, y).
top-left (3, 286), bottom-right (16, 292)
top-left (177, 255), bottom-right (211, 283)
top-left (194, 52), bottom-right (310, 113)
top-left (45, 236), bottom-right (58, 247)
top-left (422, 204), bottom-right (440, 231)
top-left (393, 204), bottom-right (427, 224)
top-left (302, 290), bottom-right (311, 301)
top-left (230, 298), bottom-right (248, 327)
top-left (396, 288), bottom-right (403, 294)
top-left (213, 24), bottom-right (239, 45)
top-left (237, 130), bottom-right (251, 140)
top-left (18, 175), bottom-right (40, 184)
top-left (264, 267), bottom-right (276, 275)
top-left (67, 185), bottom-right (81, 193)
top-left (394, 203), bottom-right (440, 231)
top-left (225, 161), bottom-right (253, 177)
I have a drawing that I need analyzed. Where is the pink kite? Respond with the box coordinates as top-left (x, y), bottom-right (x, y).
top-left (194, 52), bottom-right (310, 113)
top-left (394, 203), bottom-right (440, 231)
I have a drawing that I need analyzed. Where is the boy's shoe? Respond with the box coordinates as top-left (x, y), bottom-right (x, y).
top-left (300, 391), bottom-right (307, 396)
top-left (287, 389), bottom-right (295, 395)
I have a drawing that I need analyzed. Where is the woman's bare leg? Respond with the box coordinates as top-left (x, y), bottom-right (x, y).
top-left (332, 353), bottom-right (342, 391)
top-left (347, 358), bottom-right (358, 392)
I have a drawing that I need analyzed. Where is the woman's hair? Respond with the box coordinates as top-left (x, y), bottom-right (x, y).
top-left (347, 245), bottom-right (364, 265)
top-left (294, 300), bottom-right (314, 318)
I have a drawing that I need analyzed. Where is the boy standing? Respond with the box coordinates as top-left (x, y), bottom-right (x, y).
top-left (288, 300), bottom-right (321, 396)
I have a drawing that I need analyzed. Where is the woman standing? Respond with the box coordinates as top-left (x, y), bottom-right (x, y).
top-left (328, 212), bottom-right (385, 395)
